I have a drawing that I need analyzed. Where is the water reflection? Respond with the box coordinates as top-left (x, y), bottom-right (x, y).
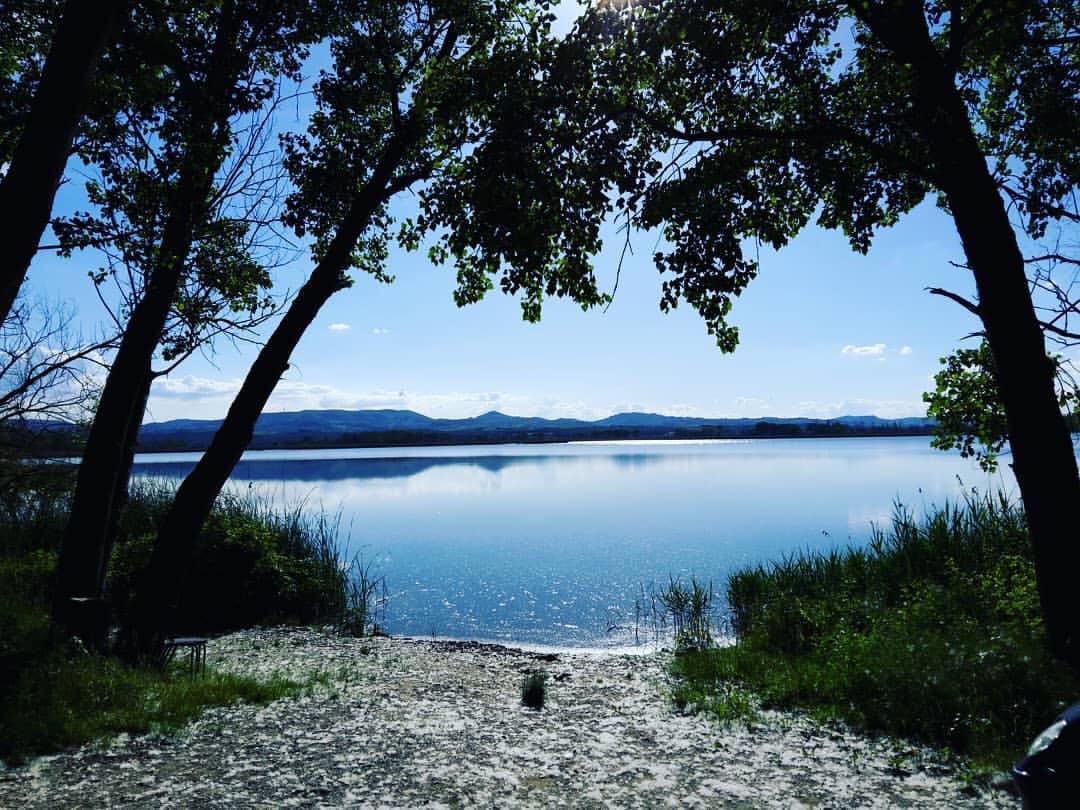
top-left (130, 436), bottom-right (1017, 648)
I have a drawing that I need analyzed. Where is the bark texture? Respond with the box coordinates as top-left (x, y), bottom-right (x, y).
top-left (0, 0), bottom-right (128, 325)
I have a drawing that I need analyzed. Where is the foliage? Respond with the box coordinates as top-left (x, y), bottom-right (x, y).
top-left (46, 0), bottom-right (343, 366)
top-left (674, 493), bottom-right (1079, 770)
top-left (0, 0), bottom-right (60, 167)
top-left (278, 0), bottom-right (591, 326)
top-left (925, 341), bottom-right (1079, 471)
top-left (923, 343), bottom-right (1009, 471)
top-left (409, 1), bottom-right (1071, 344)
top-left (109, 482), bottom-right (347, 635)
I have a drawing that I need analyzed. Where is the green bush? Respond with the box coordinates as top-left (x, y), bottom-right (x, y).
top-left (108, 483), bottom-right (347, 635)
top-left (0, 478), bottom-right (337, 762)
top-left (673, 492), bottom-right (1080, 770)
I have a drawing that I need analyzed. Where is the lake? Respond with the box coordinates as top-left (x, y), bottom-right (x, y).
top-left (130, 436), bottom-right (1017, 649)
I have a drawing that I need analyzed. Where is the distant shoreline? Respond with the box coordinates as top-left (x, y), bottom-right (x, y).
top-left (129, 426), bottom-right (937, 456)
top-left (11, 410), bottom-right (942, 458)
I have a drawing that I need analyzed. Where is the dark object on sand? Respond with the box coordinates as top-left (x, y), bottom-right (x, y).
top-left (1013, 702), bottom-right (1080, 807)
top-left (521, 670), bottom-right (548, 710)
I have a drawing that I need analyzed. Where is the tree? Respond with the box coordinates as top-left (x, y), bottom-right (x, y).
top-left (0, 0), bottom-right (130, 326)
top-left (52, 0), bottom-right (338, 632)
top-left (415, 1), bottom-right (1080, 666)
top-left (0, 295), bottom-right (111, 507)
top-left (0, 296), bottom-right (110, 426)
top-left (126, 0), bottom-right (584, 654)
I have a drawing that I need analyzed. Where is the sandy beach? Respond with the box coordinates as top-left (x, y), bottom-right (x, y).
top-left (0, 627), bottom-right (1018, 808)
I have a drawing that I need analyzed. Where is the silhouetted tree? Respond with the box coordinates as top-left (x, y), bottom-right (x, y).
top-left (0, 0), bottom-right (130, 325)
top-left (129, 0), bottom-right (582, 654)
top-left (414, 0), bottom-right (1080, 666)
top-left (53, 0), bottom-right (342, 634)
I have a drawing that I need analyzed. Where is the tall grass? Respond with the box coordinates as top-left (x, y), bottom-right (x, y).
top-left (673, 491), bottom-right (1079, 771)
top-left (340, 554), bottom-right (388, 637)
top-left (109, 480), bottom-right (348, 634)
top-left (657, 576), bottom-right (716, 651)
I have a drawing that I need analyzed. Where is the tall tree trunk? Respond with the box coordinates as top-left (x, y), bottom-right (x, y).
top-left (54, 205), bottom-right (200, 622)
top-left (127, 261), bottom-right (348, 652)
top-left (0, 0), bottom-right (128, 326)
top-left (939, 135), bottom-right (1080, 670)
top-left (54, 4), bottom-right (241, 639)
top-left (876, 8), bottom-right (1080, 669)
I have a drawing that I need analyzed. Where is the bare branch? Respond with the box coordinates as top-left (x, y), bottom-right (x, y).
top-left (928, 286), bottom-right (981, 317)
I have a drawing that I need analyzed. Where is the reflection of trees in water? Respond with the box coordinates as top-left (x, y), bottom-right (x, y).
top-left (131, 452), bottom-right (672, 484)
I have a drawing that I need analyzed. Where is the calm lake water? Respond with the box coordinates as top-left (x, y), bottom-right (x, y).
top-left (130, 436), bottom-right (1017, 649)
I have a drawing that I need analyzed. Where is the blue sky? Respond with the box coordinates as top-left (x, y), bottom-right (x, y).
top-left (24, 3), bottom-right (994, 425)
top-left (31, 191), bottom-right (981, 424)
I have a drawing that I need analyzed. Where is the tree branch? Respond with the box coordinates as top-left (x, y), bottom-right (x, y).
top-left (928, 285), bottom-right (981, 317)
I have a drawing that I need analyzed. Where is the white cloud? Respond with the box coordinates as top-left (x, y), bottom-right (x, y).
top-left (372, 327), bottom-right (390, 336)
top-left (328, 323), bottom-right (351, 332)
top-left (898, 345), bottom-right (913, 356)
top-left (152, 375), bottom-right (242, 399)
top-left (841, 343), bottom-right (887, 357)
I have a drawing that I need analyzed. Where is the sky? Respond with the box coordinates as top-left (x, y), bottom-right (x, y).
top-left (22, 4), bottom-right (1000, 426)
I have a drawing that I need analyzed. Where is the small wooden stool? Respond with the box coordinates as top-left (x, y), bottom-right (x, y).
top-left (162, 636), bottom-right (208, 676)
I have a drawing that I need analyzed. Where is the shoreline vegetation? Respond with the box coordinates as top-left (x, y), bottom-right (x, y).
top-left (668, 492), bottom-right (1079, 775)
top-left (0, 468), bottom-right (352, 762)
top-left (1, 462), bottom-right (1073, 791)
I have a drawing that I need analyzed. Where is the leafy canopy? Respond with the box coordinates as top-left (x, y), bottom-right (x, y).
top-left (413, 0), bottom-right (1078, 349)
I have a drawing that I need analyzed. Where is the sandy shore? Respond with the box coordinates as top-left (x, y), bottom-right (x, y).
top-left (0, 627), bottom-right (1017, 808)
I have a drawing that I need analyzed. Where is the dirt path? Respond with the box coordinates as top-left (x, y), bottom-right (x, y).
top-left (0, 628), bottom-right (1017, 808)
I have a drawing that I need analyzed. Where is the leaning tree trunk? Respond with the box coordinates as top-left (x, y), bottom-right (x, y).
top-left (129, 130), bottom-right (418, 654)
top-left (0, 0), bottom-right (129, 326)
top-left (853, 0), bottom-right (1080, 671)
top-left (943, 154), bottom-right (1080, 670)
top-left (53, 212), bottom-right (199, 627)
top-left (127, 256), bottom-right (350, 653)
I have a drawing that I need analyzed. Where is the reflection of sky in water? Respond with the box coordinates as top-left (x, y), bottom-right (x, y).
top-left (131, 437), bottom-right (1016, 648)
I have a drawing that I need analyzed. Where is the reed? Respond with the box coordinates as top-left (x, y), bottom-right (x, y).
top-left (672, 490), bottom-right (1080, 772)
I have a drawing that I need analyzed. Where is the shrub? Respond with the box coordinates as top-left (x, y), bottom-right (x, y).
top-left (672, 491), bottom-right (1080, 771)
top-left (108, 482), bottom-right (347, 635)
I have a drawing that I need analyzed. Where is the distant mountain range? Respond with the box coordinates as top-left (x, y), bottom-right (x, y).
top-left (129, 408), bottom-right (937, 452)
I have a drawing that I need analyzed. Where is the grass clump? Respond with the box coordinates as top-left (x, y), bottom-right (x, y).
top-left (658, 576), bottom-right (716, 651)
top-left (521, 670), bottom-right (548, 710)
top-left (340, 555), bottom-right (388, 638)
top-left (671, 491), bottom-right (1079, 771)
